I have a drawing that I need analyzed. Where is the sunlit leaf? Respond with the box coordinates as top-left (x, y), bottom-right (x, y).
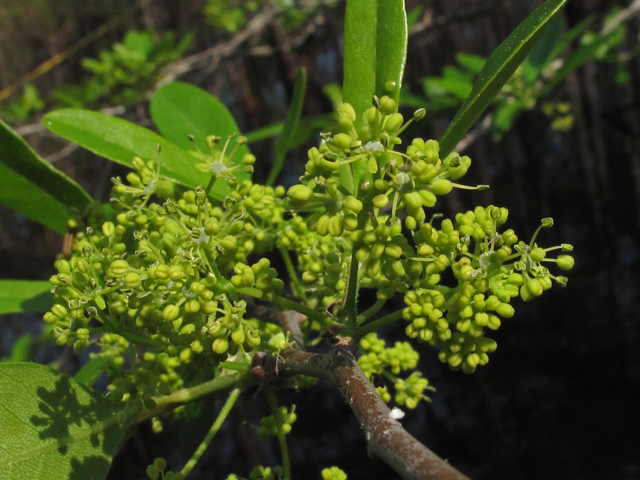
top-left (439, 0), bottom-right (569, 158)
top-left (0, 280), bottom-right (53, 314)
top-left (0, 119), bottom-right (93, 233)
top-left (0, 363), bottom-right (131, 480)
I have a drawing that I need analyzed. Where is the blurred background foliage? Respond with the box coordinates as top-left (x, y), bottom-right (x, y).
top-left (1, 0), bottom-right (640, 479)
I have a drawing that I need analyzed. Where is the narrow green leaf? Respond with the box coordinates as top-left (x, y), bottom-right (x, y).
top-left (342, 0), bottom-right (408, 192)
top-left (523, 13), bottom-right (564, 85)
top-left (149, 82), bottom-right (251, 178)
top-left (244, 114), bottom-right (333, 146)
top-left (42, 109), bottom-right (230, 200)
top-left (439, 0), bottom-right (569, 158)
top-left (491, 101), bottom-right (527, 139)
top-left (322, 83), bottom-right (343, 110)
top-left (455, 53), bottom-right (487, 74)
top-left (9, 335), bottom-right (32, 362)
top-left (74, 357), bottom-right (110, 387)
top-left (0, 119), bottom-right (93, 233)
top-left (375, 0), bottom-right (408, 107)
top-left (550, 15), bottom-right (595, 59)
top-left (267, 68), bottom-right (307, 186)
top-left (542, 24), bottom-right (620, 95)
top-left (0, 363), bottom-right (131, 480)
top-left (0, 280), bottom-right (53, 314)
top-left (343, 0), bottom-right (377, 130)
top-left (425, 77), bottom-right (473, 102)
top-left (342, 0), bottom-right (377, 194)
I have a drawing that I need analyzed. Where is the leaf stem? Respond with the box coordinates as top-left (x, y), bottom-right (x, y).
top-left (265, 387), bottom-right (291, 480)
top-left (356, 298), bottom-right (387, 324)
top-left (271, 295), bottom-right (328, 325)
top-left (354, 309), bottom-right (403, 339)
top-left (180, 387), bottom-right (242, 477)
top-left (342, 247), bottom-right (360, 328)
top-left (152, 372), bottom-right (253, 406)
top-left (279, 246), bottom-right (308, 302)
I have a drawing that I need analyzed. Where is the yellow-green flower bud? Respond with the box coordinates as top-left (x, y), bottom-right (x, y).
top-left (496, 303), bottom-right (515, 318)
top-left (344, 196), bottom-right (363, 214)
top-left (418, 190), bottom-right (436, 208)
top-left (530, 248), bottom-right (546, 262)
top-left (162, 305), bottom-right (180, 322)
top-left (431, 179), bottom-right (452, 196)
top-left (332, 133), bottom-right (352, 151)
top-left (328, 216), bottom-right (344, 237)
top-left (379, 95), bottom-right (396, 115)
top-left (413, 108), bottom-right (426, 121)
top-left (287, 185), bottom-right (313, 207)
top-left (557, 255), bottom-right (574, 270)
top-left (110, 260), bottom-right (129, 277)
top-left (212, 338), bottom-right (229, 355)
top-left (52, 304), bottom-right (68, 318)
top-left (124, 272), bottom-right (142, 289)
top-left (373, 194), bottom-right (390, 209)
top-left (384, 113), bottom-right (404, 132)
top-left (338, 103), bottom-right (356, 122)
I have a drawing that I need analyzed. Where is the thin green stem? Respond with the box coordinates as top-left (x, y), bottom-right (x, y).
top-left (356, 299), bottom-right (387, 324)
top-left (204, 175), bottom-right (216, 195)
top-left (271, 295), bottom-right (329, 325)
top-left (279, 246), bottom-right (308, 302)
top-left (94, 309), bottom-right (163, 347)
top-left (153, 372), bottom-right (253, 406)
top-left (342, 246), bottom-right (360, 328)
top-left (180, 387), bottom-right (242, 477)
top-left (265, 387), bottom-right (291, 480)
top-left (354, 309), bottom-right (403, 339)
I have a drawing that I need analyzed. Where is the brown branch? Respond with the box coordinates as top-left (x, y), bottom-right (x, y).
top-left (262, 347), bottom-right (471, 480)
top-left (246, 300), bottom-right (306, 349)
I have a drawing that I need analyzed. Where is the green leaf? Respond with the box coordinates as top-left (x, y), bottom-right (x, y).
top-left (74, 357), bottom-right (110, 387)
top-left (0, 363), bottom-right (131, 480)
top-left (455, 53), bottom-right (487, 74)
top-left (0, 119), bottom-right (93, 233)
top-left (244, 114), bottom-right (333, 146)
top-left (8, 335), bottom-right (32, 362)
top-left (42, 109), bottom-right (230, 200)
top-left (491, 101), bottom-right (527, 140)
top-left (439, 0), bottom-right (569, 158)
top-left (0, 280), bottom-right (53, 315)
top-left (425, 77), bottom-right (473, 102)
top-left (551, 15), bottom-right (596, 59)
top-left (267, 67), bottom-right (307, 186)
top-left (523, 13), bottom-right (563, 85)
top-left (342, 0), bottom-right (408, 192)
top-left (543, 23), bottom-right (622, 95)
top-left (149, 82), bottom-right (251, 174)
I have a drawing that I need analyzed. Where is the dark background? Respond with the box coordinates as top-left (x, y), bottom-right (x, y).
top-left (1, 1), bottom-right (639, 479)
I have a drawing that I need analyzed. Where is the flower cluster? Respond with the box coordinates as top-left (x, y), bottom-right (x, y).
top-left (358, 333), bottom-right (435, 409)
top-left (284, 96), bottom-right (573, 374)
top-left (256, 405), bottom-right (297, 441)
top-left (44, 144), bottom-right (289, 411)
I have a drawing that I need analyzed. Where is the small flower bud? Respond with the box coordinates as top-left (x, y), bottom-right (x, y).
top-left (379, 96), bottom-right (396, 115)
top-left (384, 113), bottom-right (404, 132)
top-left (162, 305), bottom-right (180, 322)
top-left (413, 108), bottom-right (426, 121)
top-left (287, 185), bottom-right (313, 207)
top-left (124, 272), bottom-right (142, 289)
top-left (557, 255), bottom-right (574, 270)
top-left (541, 217), bottom-right (554, 228)
top-left (430, 179), bottom-right (453, 195)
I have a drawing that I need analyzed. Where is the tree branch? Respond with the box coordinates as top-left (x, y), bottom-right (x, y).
top-left (259, 347), bottom-right (470, 480)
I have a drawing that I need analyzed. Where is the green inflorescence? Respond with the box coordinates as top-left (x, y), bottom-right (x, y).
top-left (42, 94), bottom-right (573, 478)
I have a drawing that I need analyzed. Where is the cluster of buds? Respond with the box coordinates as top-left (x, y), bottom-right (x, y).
top-left (358, 333), bottom-right (435, 409)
